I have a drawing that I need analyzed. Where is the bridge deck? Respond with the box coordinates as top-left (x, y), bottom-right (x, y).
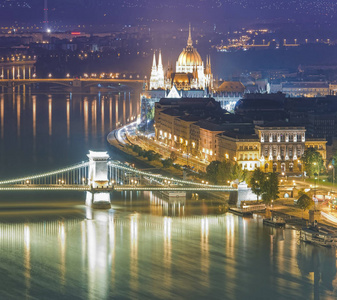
top-left (0, 184), bottom-right (236, 192)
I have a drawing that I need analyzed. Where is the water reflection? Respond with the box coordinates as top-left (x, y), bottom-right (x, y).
top-left (24, 224), bottom-right (31, 294)
top-left (297, 243), bottom-right (337, 299)
top-left (32, 96), bottom-right (36, 138)
top-left (48, 96), bottom-right (52, 136)
top-left (150, 193), bottom-right (186, 216)
top-left (0, 210), bottom-right (336, 299)
top-left (91, 100), bottom-right (97, 137)
top-left (201, 217), bottom-right (209, 286)
top-left (0, 91), bottom-right (139, 178)
top-left (17, 95), bottom-right (21, 136)
top-left (66, 99), bottom-right (70, 139)
top-left (1, 95), bottom-right (4, 139)
top-left (130, 214), bottom-right (139, 294)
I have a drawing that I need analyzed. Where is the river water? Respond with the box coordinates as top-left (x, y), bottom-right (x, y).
top-left (0, 88), bottom-right (336, 299)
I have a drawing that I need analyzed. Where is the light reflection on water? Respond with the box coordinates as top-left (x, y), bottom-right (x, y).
top-left (0, 87), bottom-right (337, 299)
top-left (0, 202), bottom-right (336, 299)
top-left (0, 90), bottom-right (139, 179)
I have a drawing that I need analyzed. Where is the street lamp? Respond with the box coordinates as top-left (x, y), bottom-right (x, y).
top-left (329, 165), bottom-right (335, 188)
top-left (314, 172), bottom-right (318, 207)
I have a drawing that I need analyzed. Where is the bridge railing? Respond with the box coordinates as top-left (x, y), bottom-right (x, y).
top-left (108, 161), bottom-right (236, 190)
top-left (0, 162), bottom-right (89, 186)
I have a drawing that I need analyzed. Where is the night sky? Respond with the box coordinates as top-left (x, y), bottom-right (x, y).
top-left (0, 0), bottom-right (337, 26)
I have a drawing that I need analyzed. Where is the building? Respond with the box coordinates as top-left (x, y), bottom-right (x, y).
top-left (217, 131), bottom-right (261, 171)
top-left (150, 24), bottom-right (213, 91)
top-left (212, 81), bottom-right (245, 111)
top-left (255, 123), bottom-right (307, 172)
top-left (191, 121), bottom-right (226, 161)
top-left (154, 97), bottom-right (222, 150)
top-left (270, 82), bottom-right (330, 97)
top-left (154, 95), bottom-right (327, 173)
top-left (217, 123), bottom-right (327, 173)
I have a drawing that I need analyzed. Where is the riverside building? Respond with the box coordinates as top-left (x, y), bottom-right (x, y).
top-left (154, 97), bottom-right (327, 174)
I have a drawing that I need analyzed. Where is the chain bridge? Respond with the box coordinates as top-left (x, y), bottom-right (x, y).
top-left (0, 151), bottom-right (237, 208)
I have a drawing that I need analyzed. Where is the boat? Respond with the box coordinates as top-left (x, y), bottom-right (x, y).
top-left (300, 226), bottom-right (337, 247)
top-left (263, 217), bottom-right (286, 227)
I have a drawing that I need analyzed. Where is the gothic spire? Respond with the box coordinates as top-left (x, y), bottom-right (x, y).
top-left (158, 49), bottom-right (163, 68)
top-left (187, 23), bottom-right (193, 47)
top-left (152, 51), bottom-right (157, 69)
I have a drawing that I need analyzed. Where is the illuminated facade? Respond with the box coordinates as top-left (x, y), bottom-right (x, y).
top-left (217, 125), bottom-right (327, 173)
top-left (217, 133), bottom-right (261, 171)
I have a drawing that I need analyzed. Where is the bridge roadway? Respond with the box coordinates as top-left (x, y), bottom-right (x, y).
top-left (0, 184), bottom-right (236, 192)
top-left (0, 78), bottom-right (144, 87)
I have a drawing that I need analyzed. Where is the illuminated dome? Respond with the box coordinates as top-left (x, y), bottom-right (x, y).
top-left (177, 24), bottom-right (203, 68)
top-left (177, 46), bottom-right (203, 67)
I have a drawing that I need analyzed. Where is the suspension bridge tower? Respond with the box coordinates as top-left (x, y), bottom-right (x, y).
top-left (86, 151), bottom-right (111, 208)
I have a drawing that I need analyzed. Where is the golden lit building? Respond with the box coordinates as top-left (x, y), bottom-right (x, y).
top-left (191, 121), bottom-right (225, 162)
top-left (217, 124), bottom-right (327, 173)
top-left (216, 132), bottom-right (261, 171)
top-left (150, 24), bottom-right (213, 91)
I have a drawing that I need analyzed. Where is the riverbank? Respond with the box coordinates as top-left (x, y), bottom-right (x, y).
top-left (107, 129), bottom-right (187, 178)
top-left (107, 127), bottom-right (337, 229)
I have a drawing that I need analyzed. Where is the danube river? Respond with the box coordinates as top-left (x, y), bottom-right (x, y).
top-left (0, 89), bottom-right (336, 299)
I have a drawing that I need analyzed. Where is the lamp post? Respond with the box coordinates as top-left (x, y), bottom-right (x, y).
top-left (329, 164), bottom-right (335, 189)
top-left (314, 172), bottom-right (318, 209)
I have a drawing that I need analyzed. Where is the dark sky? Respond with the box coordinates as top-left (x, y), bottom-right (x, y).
top-left (1, 0), bottom-right (337, 26)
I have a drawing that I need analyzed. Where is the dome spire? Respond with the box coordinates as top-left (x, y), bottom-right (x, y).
top-left (187, 23), bottom-right (193, 47)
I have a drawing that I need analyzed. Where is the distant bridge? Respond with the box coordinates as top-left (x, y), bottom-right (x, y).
top-left (0, 78), bottom-right (144, 89)
top-left (0, 151), bottom-right (236, 208)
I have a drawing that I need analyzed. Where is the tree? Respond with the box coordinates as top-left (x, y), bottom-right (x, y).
top-left (146, 107), bottom-right (155, 121)
top-left (162, 158), bottom-right (173, 168)
top-left (301, 147), bottom-right (324, 178)
top-left (206, 161), bottom-right (223, 184)
top-left (296, 194), bottom-right (314, 219)
top-left (205, 160), bottom-right (233, 184)
top-left (170, 151), bottom-right (178, 162)
top-left (250, 168), bottom-right (266, 201)
top-left (261, 172), bottom-right (279, 205)
top-left (232, 162), bottom-right (248, 183)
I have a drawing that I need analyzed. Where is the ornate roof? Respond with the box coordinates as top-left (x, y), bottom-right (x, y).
top-left (177, 24), bottom-right (203, 68)
top-left (217, 81), bottom-right (245, 93)
top-left (177, 47), bottom-right (203, 67)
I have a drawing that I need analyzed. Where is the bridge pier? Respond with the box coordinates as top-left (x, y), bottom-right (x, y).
top-left (229, 182), bottom-right (260, 208)
top-left (86, 151), bottom-right (111, 209)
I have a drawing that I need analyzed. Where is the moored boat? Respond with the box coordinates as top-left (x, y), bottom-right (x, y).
top-left (300, 226), bottom-right (337, 247)
top-left (263, 217), bottom-right (286, 227)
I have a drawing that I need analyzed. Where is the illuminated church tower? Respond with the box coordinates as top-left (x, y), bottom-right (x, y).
top-left (150, 50), bottom-right (165, 90)
top-left (150, 52), bottom-right (158, 90)
top-left (157, 50), bottom-right (165, 88)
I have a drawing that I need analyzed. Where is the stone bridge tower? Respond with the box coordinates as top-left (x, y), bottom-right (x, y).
top-left (86, 151), bottom-right (111, 208)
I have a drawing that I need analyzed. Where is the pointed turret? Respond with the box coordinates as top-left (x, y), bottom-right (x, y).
top-left (152, 51), bottom-right (157, 70)
top-left (187, 23), bottom-right (193, 47)
top-left (157, 50), bottom-right (165, 89)
top-left (150, 51), bottom-right (158, 90)
top-left (158, 50), bottom-right (163, 68)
